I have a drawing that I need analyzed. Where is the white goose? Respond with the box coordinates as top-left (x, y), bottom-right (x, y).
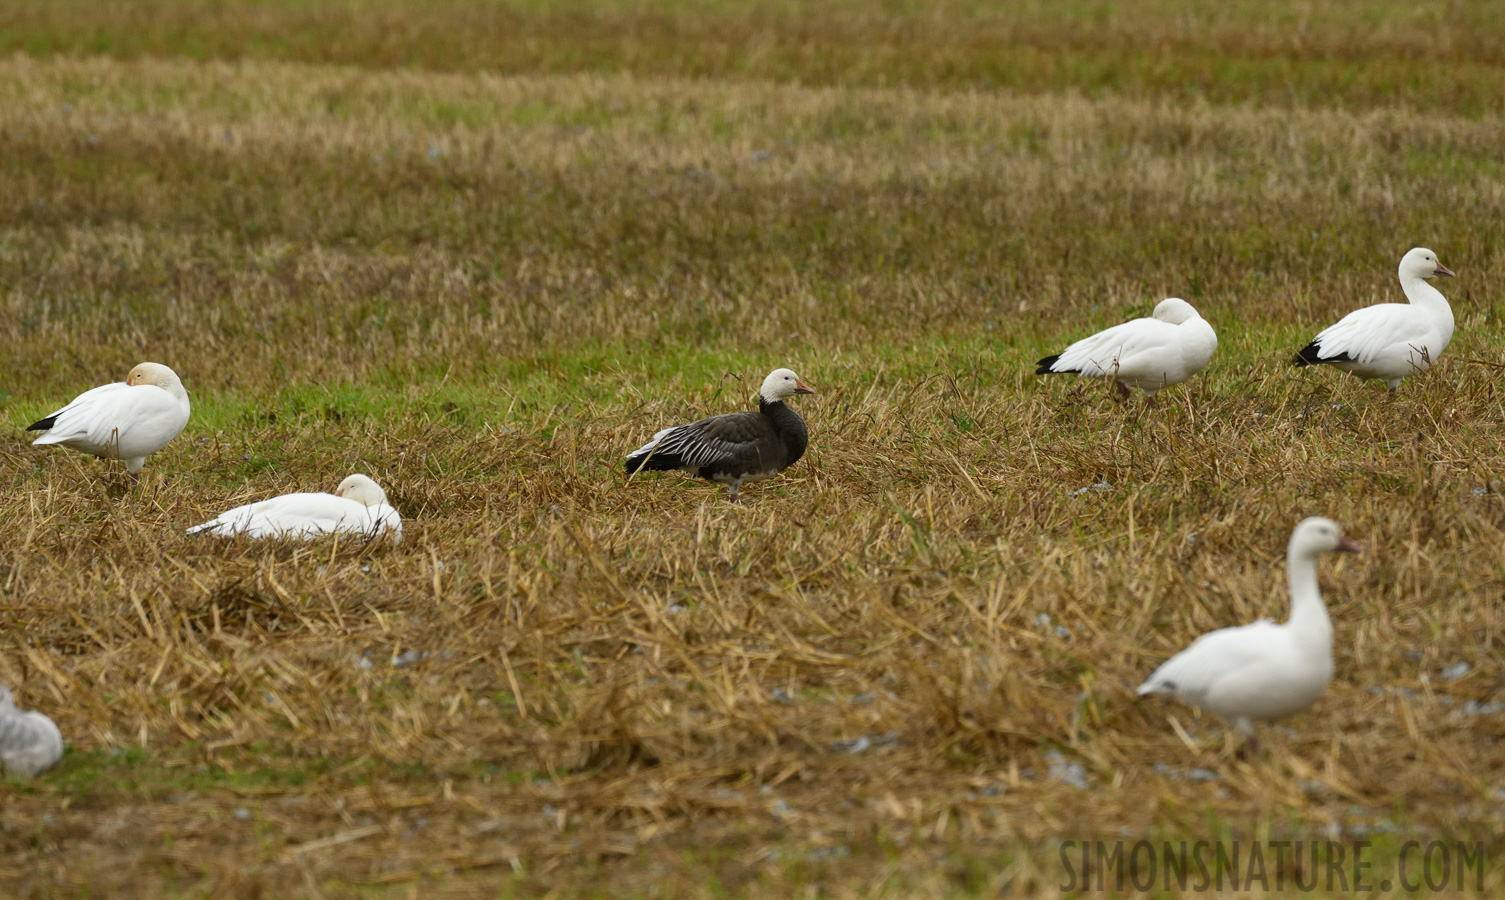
top-left (1294, 247), bottom-right (1456, 390)
top-left (186, 474), bottom-right (402, 542)
top-left (1036, 298), bottom-right (1217, 402)
top-left (1137, 517), bottom-right (1361, 747)
top-left (0, 686), bottom-right (63, 777)
top-left (27, 362), bottom-right (191, 477)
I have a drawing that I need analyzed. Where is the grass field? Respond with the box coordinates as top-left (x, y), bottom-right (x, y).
top-left (1, 1), bottom-right (1503, 896)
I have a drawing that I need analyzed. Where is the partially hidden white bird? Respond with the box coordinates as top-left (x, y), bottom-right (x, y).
top-left (1294, 247), bottom-right (1456, 390)
top-left (1036, 298), bottom-right (1217, 402)
top-left (27, 362), bottom-right (191, 477)
top-left (1137, 517), bottom-right (1362, 748)
top-left (186, 474), bottom-right (402, 542)
top-left (0, 686), bottom-right (63, 778)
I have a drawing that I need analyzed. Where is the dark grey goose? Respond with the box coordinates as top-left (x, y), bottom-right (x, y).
top-left (625, 368), bottom-right (814, 501)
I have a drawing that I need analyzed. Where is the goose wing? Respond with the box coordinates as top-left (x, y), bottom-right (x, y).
top-left (29, 382), bottom-right (185, 451)
top-left (1137, 619), bottom-right (1281, 702)
top-left (28, 383), bottom-right (130, 447)
top-left (1039, 317), bottom-right (1179, 377)
top-left (187, 492), bottom-right (371, 539)
top-left (626, 410), bottom-right (775, 471)
top-left (1297, 304), bottom-right (1429, 364)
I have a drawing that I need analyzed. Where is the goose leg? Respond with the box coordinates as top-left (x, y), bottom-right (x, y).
top-left (1234, 718), bottom-right (1259, 756)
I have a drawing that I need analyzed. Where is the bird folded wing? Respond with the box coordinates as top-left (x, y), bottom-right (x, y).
top-left (1312, 305), bottom-right (1429, 363)
top-left (193, 493), bottom-right (360, 537)
top-left (47, 384), bottom-right (182, 447)
top-left (647, 412), bottom-right (769, 467)
top-left (32, 383), bottom-right (130, 441)
top-left (1139, 620), bottom-right (1279, 698)
top-left (1055, 319), bottom-right (1177, 376)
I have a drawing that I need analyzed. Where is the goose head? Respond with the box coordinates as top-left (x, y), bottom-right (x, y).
top-left (1152, 298), bottom-right (1199, 325)
top-left (335, 474), bottom-right (389, 508)
top-left (759, 368), bottom-right (816, 403)
top-left (1400, 247), bottom-right (1454, 280)
top-left (1290, 516), bottom-right (1363, 558)
top-left (126, 362), bottom-right (184, 389)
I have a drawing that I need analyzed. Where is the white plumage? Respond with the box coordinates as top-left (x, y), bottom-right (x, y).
top-left (1036, 298), bottom-right (1217, 400)
top-left (1137, 517), bottom-right (1361, 745)
top-left (0, 686), bottom-right (63, 778)
top-left (1294, 247), bottom-right (1456, 390)
top-left (186, 474), bottom-right (402, 542)
top-left (27, 362), bottom-right (191, 476)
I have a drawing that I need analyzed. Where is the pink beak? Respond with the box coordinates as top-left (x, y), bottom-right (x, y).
top-left (1336, 535), bottom-right (1363, 553)
top-left (1434, 263), bottom-right (1456, 278)
top-left (794, 379), bottom-right (815, 395)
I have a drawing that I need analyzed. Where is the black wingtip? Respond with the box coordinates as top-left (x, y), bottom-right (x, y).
top-left (1293, 341), bottom-right (1355, 367)
top-left (25, 415), bottom-right (57, 432)
top-left (1035, 354), bottom-right (1066, 375)
top-left (625, 452), bottom-right (683, 474)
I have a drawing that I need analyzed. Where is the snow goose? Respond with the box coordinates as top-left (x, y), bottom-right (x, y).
top-left (27, 362), bottom-right (191, 477)
top-left (187, 474), bottom-right (402, 542)
top-left (1036, 298), bottom-right (1217, 402)
top-left (0, 686), bottom-right (63, 777)
top-left (625, 368), bottom-right (814, 501)
top-left (1137, 517), bottom-right (1361, 748)
top-left (1294, 247), bottom-right (1456, 390)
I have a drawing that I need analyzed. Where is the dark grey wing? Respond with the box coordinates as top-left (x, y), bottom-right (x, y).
top-left (626, 411), bottom-right (775, 472)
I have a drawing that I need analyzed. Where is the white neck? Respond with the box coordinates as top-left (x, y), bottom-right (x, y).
top-left (1400, 271), bottom-right (1451, 315)
top-left (1285, 545), bottom-right (1332, 644)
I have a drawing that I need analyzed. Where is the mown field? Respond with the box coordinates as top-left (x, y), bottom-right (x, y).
top-left (1, 1), bottom-right (1503, 897)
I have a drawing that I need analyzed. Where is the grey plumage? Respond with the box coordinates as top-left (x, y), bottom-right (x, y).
top-left (626, 368), bottom-right (814, 501)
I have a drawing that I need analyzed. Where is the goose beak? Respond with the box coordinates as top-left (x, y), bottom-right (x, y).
top-left (794, 379), bottom-right (815, 394)
top-left (1336, 535), bottom-right (1363, 553)
top-left (1434, 263), bottom-right (1455, 278)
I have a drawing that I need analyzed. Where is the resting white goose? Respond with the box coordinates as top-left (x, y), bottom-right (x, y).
top-left (1137, 517), bottom-right (1361, 748)
top-left (0, 686), bottom-right (63, 777)
top-left (27, 362), bottom-right (191, 477)
top-left (1036, 298), bottom-right (1217, 402)
top-left (1294, 247), bottom-right (1456, 390)
top-left (186, 474), bottom-right (402, 542)
top-left (626, 368), bottom-right (813, 501)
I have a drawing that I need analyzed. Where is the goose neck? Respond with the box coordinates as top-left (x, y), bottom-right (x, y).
top-left (1286, 547), bottom-right (1331, 634)
top-left (1401, 273), bottom-right (1451, 315)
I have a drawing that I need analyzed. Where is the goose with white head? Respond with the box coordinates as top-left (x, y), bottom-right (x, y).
top-left (1036, 298), bottom-right (1217, 402)
top-left (1137, 517), bottom-right (1362, 750)
top-left (1294, 247), bottom-right (1456, 390)
top-left (625, 368), bottom-right (814, 501)
top-left (187, 474), bottom-right (403, 542)
top-left (0, 686), bottom-right (63, 778)
top-left (27, 362), bottom-right (191, 477)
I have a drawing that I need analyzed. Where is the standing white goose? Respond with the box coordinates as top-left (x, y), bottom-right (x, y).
top-left (1294, 247), bottom-right (1456, 390)
top-left (186, 474), bottom-right (402, 542)
top-left (0, 686), bottom-right (63, 777)
top-left (625, 368), bottom-right (814, 501)
top-left (27, 362), bottom-right (191, 477)
top-left (1036, 298), bottom-right (1217, 402)
top-left (1137, 517), bottom-right (1361, 748)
